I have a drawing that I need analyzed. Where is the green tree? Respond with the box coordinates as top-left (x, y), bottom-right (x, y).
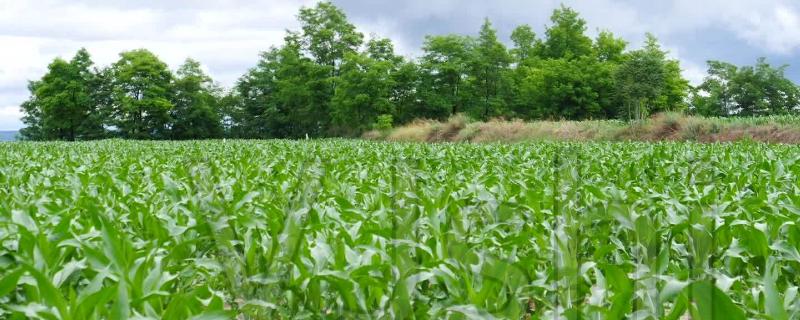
top-left (170, 59), bottom-right (223, 139)
top-left (331, 38), bottom-right (407, 135)
top-left (389, 60), bottom-right (421, 124)
top-left (615, 34), bottom-right (689, 120)
top-left (19, 89), bottom-right (45, 141)
top-left (418, 35), bottom-right (473, 118)
top-left (331, 52), bottom-right (395, 135)
top-left (467, 18), bottom-right (512, 120)
top-left (108, 49), bottom-right (174, 139)
top-left (293, 1), bottom-right (364, 135)
top-left (233, 39), bottom-right (330, 138)
top-left (615, 49), bottom-right (665, 120)
top-left (693, 58), bottom-right (800, 116)
top-left (645, 36), bottom-right (690, 114)
top-left (20, 48), bottom-right (104, 141)
top-left (510, 24), bottom-right (541, 66)
top-left (519, 56), bottom-right (615, 120)
top-left (297, 1), bottom-right (364, 69)
top-left (543, 5), bottom-right (593, 59)
top-left (594, 30), bottom-right (627, 63)
top-left (274, 38), bottom-right (332, 138)
top-left (691, 61), bottom-right (737, 116)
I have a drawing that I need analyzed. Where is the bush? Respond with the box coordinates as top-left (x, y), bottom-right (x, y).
top-left (373, 114), bottom-right (394, 131)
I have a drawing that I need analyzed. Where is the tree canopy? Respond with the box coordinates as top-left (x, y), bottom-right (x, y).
top-left (692, 58), bottom-right (800, 116)
top-left (21, 1), bottom-right (794, 141)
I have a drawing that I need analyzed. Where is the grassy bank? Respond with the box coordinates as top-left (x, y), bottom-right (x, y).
top-left (365, 113), bottom-right (800, 144)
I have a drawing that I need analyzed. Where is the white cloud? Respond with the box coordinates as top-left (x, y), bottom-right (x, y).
top-left (646, 0), bottom-right (800, 54)
top-left (741, 5), bottom-right (800, 54)
top-left (0, 0), bottom-right (317, 130)
top-left (0, 105), bottom-right (22, 130)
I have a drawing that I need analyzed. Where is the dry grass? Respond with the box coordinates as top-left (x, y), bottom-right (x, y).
top-left (428, 114), bottom-right (469, 142)
top-left (372, 112), bottom-right (800, 144)
top-left (470, 120), bottom-right (537, 143)
top-left (361, 130), bottom-right (385, 140)
top-left (385, 119), bottom-right (436, 142)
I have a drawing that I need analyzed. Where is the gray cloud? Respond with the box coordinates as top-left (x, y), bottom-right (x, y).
top-left (1, 0), bottom-right (800, 130)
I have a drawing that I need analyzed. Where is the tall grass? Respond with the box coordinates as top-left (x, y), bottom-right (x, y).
top-left (371, 113), bottom-right (800, 144)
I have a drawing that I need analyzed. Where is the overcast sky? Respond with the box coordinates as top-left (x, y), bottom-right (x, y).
top-left (2, 0), bottom-right (800, 130)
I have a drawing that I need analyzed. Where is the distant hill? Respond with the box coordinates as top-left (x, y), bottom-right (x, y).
top-left (0, 131), bottom-right (19, 141)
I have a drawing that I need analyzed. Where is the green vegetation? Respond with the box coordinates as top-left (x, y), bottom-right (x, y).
top-left (372, 112), bottom-right (800, 144)
top-left (2, 140), bottom-right (800, 318)
top-left (20, 2), bottom-right (800, 141)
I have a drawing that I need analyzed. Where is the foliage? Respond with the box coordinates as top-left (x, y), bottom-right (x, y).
top-left (330, 39), bottom-right (402, 135)
top-left (693, 58), bottom-right (800, 117)
top-left (107, 49), bottom-right (175, 139)
top-left (466, 19), bottom-right (512, 120)
top-left (19, 49), bottom-right (105, 141)
top-left (615, 34), bottom-right (690, 120)
top-left (594, 31), bottom-right (627, 63)
top-left (170, 59), bottom-right (224, 139)
top-left (31, 2), bottom-right (796, 140)
top-left (542, 5), bottom-right (594, 59)
top-left (510, 24), bottom-right (540, 66)
top-left (373, 114), bottom-right (394, 130)
top-left (417, 34), bottom-right (474, 118)
top-left (3, 140), bottom-right (800, 319)
top-left (519, 56), bottom-right (616, 120)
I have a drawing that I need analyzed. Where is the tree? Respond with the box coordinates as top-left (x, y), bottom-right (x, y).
top-left (418, 35), bottom-right (473, 118)
top-left (519, 56), bottom-right (615, 120)
top-left (594, 31), bottom-right (627, 63)
top-left (615, 48), bottom-right (665, 120)
top-left (19, 89), bottom-right (45, 141)
top-left (331, 52), bottom-right (395, 135)
top-left (297, 1), bottom-right (364, 69)
top-left (510, 24), bottom-right (541, 66)
top-left (389, 60), bottom-right (421, 124)
top-left (19, 48), bottom-right (104, 141)
top-left (543, 5), bottom-right (593, 59)
top-left (643, 35), bottom-right (690, 114)
top-left (330, 38), bottom-right (408, 135)
top-left (615, 34), bottom-right (689, 120)
top-left (465, 19), bottom-right (512, 120)
top-left (108, 49), bottom-right (174, 139)
top-left (170, 59), bottom-right (223, 139)
top-left (229, 48), bottom-right (280, 138)
top-left (693, 58), bottom-right (800, 116)
top-left (232, 38), bottom-right (330, 139)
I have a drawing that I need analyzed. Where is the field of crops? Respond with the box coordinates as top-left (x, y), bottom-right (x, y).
top-left (1, 140), bottom-right (800, 319)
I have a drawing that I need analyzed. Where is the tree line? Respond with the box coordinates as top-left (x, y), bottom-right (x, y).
top-left (19, 2), bottom-right (800, 141)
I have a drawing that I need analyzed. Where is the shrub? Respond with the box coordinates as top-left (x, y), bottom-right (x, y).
top-left (373, 114), bottom-right (394, 131)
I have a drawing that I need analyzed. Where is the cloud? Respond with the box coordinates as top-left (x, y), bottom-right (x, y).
top-left (0, 0), bottom-right (317, 130)
top-left (0, 105), bottom-right (22, 130)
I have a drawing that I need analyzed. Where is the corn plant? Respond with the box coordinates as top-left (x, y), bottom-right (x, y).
top-left (1, 139), bottom-right (799, 319)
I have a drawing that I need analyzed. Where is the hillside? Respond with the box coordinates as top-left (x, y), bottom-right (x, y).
top-left (0, 131), bottom-right (18, 141)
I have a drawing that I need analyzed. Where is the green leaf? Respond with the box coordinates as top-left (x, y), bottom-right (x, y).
top-left (21, 264), bottom-right (71, 320)
top-left (603, 265), bottom-right (633, 320)
top-left (763, 259), bottom-right (788, 320)
top-left (689, 280), bottom-right (745, 320)
top-left (0, 268), bottom-right (24, 297)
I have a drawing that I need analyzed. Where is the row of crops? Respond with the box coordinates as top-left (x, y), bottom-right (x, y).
top-left (1, 139), bottom-right (800, 319)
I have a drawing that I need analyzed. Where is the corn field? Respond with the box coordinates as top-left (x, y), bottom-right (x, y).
top-left (1, 140), bottom-right (800, 319)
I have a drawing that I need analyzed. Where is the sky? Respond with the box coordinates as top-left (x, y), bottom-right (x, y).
top-left (2, 0), bottom-right (800, 130)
